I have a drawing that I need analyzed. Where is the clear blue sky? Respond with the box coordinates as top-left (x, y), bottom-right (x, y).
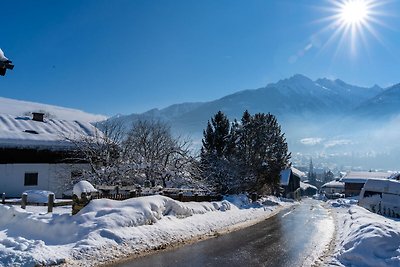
top-left (1, 0), bottom-right (399, 116)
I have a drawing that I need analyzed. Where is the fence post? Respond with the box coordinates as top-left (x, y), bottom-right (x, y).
top-left (251, 193), bottom-right (258, 202)
top-left (178, 191), bottom-right (183, 202)
top-left (2, 193), bottom-right (5, 204)
top-left (129, 190), bottom-right (137, 198)
top-left (194, 193), bottom-right (199, 202)
top-left (21, 193), bottom-right (27, 209)
top-left (48, 193), bottom-right (54, 213)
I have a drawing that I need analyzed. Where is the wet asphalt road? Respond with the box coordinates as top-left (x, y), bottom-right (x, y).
top-left (112, 198), bottom-right (333, 267)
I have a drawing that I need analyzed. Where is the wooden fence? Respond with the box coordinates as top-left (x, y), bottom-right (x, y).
top-left (1, 189), bottom-right (223, 214)
top-left (1, 192), bottom-right (73, 212)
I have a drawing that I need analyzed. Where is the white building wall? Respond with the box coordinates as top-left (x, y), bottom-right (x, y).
top-left (0, 163), bottom-right (90, 198)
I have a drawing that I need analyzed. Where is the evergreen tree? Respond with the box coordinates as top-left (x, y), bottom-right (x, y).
top-left (200, 111), bottom-right (237, 193)
top-left (308, 158), bottom-right (317, 186)
top-left (200, 110), bottom-right (291, 195)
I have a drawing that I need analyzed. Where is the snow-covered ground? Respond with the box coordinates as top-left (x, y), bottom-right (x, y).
top-left (0, 195), bottom-right (293, 266)
top-left (327, 198), bottom-right (400, 267)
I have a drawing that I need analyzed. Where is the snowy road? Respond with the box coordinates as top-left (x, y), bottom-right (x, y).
top-left (112, 198), bottom-right (334, 267)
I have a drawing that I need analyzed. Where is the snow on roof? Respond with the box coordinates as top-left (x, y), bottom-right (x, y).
top-left (340, 171), bottom-right (392, 184)
top-left (363, 179), bottom-right (400, 195)
top-left (0, 96), bottom-right (107, 122)
top-left (300, 181), bottom-right (317, 191)
top-left (0, 113), bottom-right (100, 149)
top-left (280, 167), bottom-right (305, 186)
top-left (280, 169), bottom-right (291, 186)
top-left (291, 167), bottom-right (306, 179)
top-left (321, 180), bottom-right (345, 189)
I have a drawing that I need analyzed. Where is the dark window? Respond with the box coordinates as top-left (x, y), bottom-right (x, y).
top-left (24, 173), bottom-right (38, 186)
top-left (71, 170), bottom-right (83, 179)
top-left (24, 130), bottom-right (39, 134)
top-left (364, 191), bottom-right (382, 198)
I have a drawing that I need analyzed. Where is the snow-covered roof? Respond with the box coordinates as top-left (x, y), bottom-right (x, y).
top-left (280, 167), bottom-right (305, 186)
top-left (0, 96), bottom-right (107, 122)
top-left (321, 180), bottom-right (345, 189)
top-left (291, 167), bottom-right (307, 179)
top-left (0, 113), bottom-right (100, 149)
top-left (300, 181), bottom-right (317, 191)
top-left (280, 169), bottom-right (291, 186)
top-left (363, 179), bottom-right (400, 195)
top-left (340, 171), bottom-right (392, 184)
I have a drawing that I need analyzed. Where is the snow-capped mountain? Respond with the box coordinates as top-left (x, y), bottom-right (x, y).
top-left (109, 74), bottom-right (385, 135)
top-left (0, 96), bottom-right (107, 122)
top-left (354, 83), bottom-right (400, 118)
top-left (107, 74), bottom-right (400, 169)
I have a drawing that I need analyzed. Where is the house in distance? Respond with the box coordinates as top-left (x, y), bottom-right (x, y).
top-left (340, 171), bottom-right (400, 197)
top-left (0, 112), bottom-right (100, 197)
top-left (280, 167), bottom-right (305, 199)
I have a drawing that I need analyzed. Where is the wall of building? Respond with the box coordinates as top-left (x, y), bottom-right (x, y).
top-left (345, 183), bottom-right (365, 197)
top-left (0, 163), bottom-right (90, 198)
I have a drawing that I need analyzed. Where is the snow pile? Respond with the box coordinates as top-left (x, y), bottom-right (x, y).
top-left (73, 181), bottom-right (97, 198)
top-left (23, 190), bottom-right (54, 204)
top-left (329, 199), bottom-right (400, 267)
top-left (0, 195), bottom-right (292, 266)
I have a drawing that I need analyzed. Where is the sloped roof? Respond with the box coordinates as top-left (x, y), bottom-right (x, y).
top-left (280, 169), bottom-right (291, 186)
top-left (363, 179), bottom-right (400, 195)
top-left (300, 181), bottom-right (317, 191)
top-left (321, 180), bottom-right (344, 189)
top-left (340, 171), bottom-right (392, 184)
top-left (280, 167), bottom-right (305, 186)
top-left (0, 113), bottom-right (100, 149)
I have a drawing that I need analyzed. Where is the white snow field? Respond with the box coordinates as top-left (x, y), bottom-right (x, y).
top-left (0, 195), bottom-right (292, 266)
top-left (328, 199), bottom-right (400, 267)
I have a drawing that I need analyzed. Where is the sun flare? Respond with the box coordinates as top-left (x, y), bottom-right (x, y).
top-left (315, 0), bottom-right (388, 56)
top-left (340, 0), bottom-right (369, 25)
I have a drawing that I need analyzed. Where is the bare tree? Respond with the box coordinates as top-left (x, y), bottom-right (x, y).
top-left (68, 119), bottom-right (200, 188)
top-left (123, 119), bottom-right (199, 187)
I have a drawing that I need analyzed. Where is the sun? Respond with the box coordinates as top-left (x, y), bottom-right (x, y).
top-left (339, 0), bottom-right (370, 25)
top-left (314, 0), bottom-right (388, 57)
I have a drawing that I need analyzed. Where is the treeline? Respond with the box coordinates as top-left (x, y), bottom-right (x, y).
top-left (72, 110), bottom-right (291, 196)
top-left (200, 110), bottom-right (291, 195)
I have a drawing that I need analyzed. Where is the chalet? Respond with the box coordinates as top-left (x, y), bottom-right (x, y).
top-left (340, 171), bottom-right (399, 197)
top-left (321, 180), bottom-right (345, 198)
top-left (0, 112), bottom-right (100, 198)
top-left (280, 167), bottom-right (304, 199)
top-left (300, 181), bottom-right (318, 196)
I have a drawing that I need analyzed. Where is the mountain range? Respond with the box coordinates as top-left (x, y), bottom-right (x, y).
top-left (110, 74), bottom-right (397, 134)
top-left (2, 74), bottom-right (400, 170)
top-left (108, 74), bottom-right (400, 170)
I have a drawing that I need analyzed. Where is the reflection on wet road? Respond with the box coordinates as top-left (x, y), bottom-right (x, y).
top-left (113, 198), bottom-right (333, 267)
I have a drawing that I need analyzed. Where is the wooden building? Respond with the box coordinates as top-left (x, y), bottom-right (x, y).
top-left (280, 167), bottom-right (304, 199)
top-left (340, 171), bottom-right (397, 197)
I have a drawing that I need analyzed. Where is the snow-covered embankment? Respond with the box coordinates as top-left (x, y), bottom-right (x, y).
top-left (0, 195), bottom-right (293, 266)
top-left (328, 199), bottom-right (400, 267)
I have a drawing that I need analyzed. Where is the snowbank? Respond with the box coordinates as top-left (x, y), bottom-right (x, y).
top-left (0, 195), bottom-right (291, 266)
top-left (328, 199), bottom-right (400, 267)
